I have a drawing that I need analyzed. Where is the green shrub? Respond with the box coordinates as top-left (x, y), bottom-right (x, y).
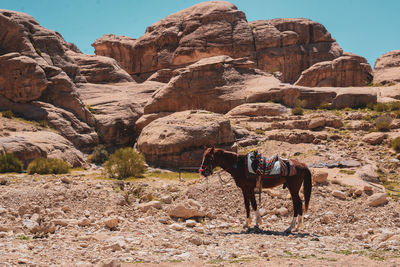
top-left (0, 153), bottom-right (23, 173)
top-left (374, 103), bottom-right (390, 112)
top-left (27, 157), bottom-right (70, 174)
top-left (318, 102), bottom-right (332, 110)
top-left (292, 107), bottom-right (304, 116)
top-left (375, 115), bottom-right (392, 132)
top-left (391, 137), bottom-right (400, 152)
top-left (295, 99), bottom-right (307, 108)
top-left (88, 145), bottom-right (109, 165)
top-left (86, 104), bottom-right (96, 114)
top-left (389, 101), bottom-right (400, 111)
top-left (1, 110), bottom-right (13, 119)
top-left (104, 147), bottom-right (146, 179)
top-left (254, 129), bottom-right (265, 135)
top-left (393, 110), bottom-right (400, 119)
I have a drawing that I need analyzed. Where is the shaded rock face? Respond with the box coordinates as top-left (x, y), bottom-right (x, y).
top-left (0, 10), bottom-right (97, 150)
top-left (294, 53), bottom-right (373, 87)
top-left (92, 2), bottom-right (343, 84)
top-left (68, 52), bottom-right (134, 84)
top-left (374, 50), bottom-right (400, 85)
top-left (76, 81), bottom-right (164, 147)
top-left (137, 110), bottom-right (235, 168)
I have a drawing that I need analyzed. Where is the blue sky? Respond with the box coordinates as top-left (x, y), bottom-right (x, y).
top-left (1, 0), bottom-right (399, 66)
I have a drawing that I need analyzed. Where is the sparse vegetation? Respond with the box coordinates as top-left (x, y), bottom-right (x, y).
top-left (27, 157), bottom-right (70, 174)
top-left (104, 147), bottom-right (146, 179)
top-left (318, 102), bottom-right (332, 110)
top-left (391, 137), bottom-right (400, 152)
top-left (88, 145), bottom-right (109, 165)
top-left (1, 110), bottom-right (14, 119)
top-left (375, 115), bottom-right (392, 132)
top-left (254, 129), bottom-right (265, 135)
top-left (86, 104), bottom-right (96, 114)
top-left (339, 169), bottom-right (356, 175)
top-left (0, 153), bottom-right (23, 173)
top-left (292, 107), bottom-right (304, 116)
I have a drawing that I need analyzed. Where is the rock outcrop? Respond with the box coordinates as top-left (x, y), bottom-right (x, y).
top-left (76, 81), bottom-right (164, 147)
top-left (0, 131), bottom-right (85, 167)
top-left (137, 110), bottom-right (235, 168)
top-left (68, 52), bottom-right (133, 84)
top-left (374, 50), bottom-right (400, 85)
top-left (226, 103), bottom-right (289, 117)
top-left (93, 1), bottom-right (343, 84)
top-left (0, 10), bottom-right (97, 150)
top-left (294, 53), bottom-right (372, 87)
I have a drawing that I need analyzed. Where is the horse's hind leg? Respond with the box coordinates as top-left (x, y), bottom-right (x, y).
top-left (248, 189), bottom-right (261, 227)
top-left (241, 188), bottom-right (251, 228)
top-left (285, 184), bottom-right (303, 233)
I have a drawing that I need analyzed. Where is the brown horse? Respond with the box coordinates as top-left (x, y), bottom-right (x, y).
top-left (199, 147), bottom-right (312, 233)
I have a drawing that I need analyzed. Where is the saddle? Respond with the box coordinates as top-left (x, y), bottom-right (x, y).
top-left (247, 151), bottom-right (297, 178)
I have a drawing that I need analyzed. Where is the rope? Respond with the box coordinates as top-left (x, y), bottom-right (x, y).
top-left (216, 171), bottom-right (232, 186)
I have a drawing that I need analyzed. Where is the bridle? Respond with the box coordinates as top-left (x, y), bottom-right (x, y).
top-left (199, 154), bottom-right (214, 177)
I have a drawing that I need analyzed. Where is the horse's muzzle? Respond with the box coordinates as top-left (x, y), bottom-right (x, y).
top-left (199, 167), bottom-right (212, 177)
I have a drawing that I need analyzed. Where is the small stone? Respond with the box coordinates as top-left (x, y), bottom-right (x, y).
top-left (160, 195), bottom-right (172, 204)
top-left (313, 171), bottom-right (328, 183)
top-left (78, 218), bottom-right (91, 227)
top-left (61, 206), bottom-right (71, 213)
top-left (332, 190), bottom-right (346, 200)
top-left (159, 218), bottom-right (171, 225)
top-left (0, 224), bottom-right (9, 232)
top-left (103, 217), bottom-right (119, 229)
top-left (0, 207), bottom-right (7, 215)
top-left (0, 177), bottom-right (9, 185)
top-left (138, 201), bottom-right (162, 212)
top-left (362, 132), bottom-right (387, 145)
top-left (367, 193), bottom-right (388, 207)
top-left (308, 117), bottom-right (325, 130)
top-left (99, 259), bottom-right (121, 267)
top-left (194, 226), bottom-right (205, 233)
top-left (364, 185), bottom-right (373, 192)
top-left (261, 251), bottom-right (269, 258)
top-left (276, 207), bottom-right (289, 216)
top-left (61, 177), bottom-right (72, 184)
top-left (185, 219), bottom-right (197, 227)
top-left (170, 223), bottom-right (184, 231)
top-left (52, 219), bottom-right (69, 227)
top-left (187, 235), bottom-right (203, 246)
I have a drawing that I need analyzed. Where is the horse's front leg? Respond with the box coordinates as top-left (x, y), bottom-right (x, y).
top-left (241, 188), bottom-right (251, 228)
top-left (248, 189), bottom-right (262, 227)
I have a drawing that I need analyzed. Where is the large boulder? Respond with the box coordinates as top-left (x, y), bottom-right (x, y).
top-left (93, 2), bottom-right (342, 83)
top-left (0, 131), bottom-right (85, 167)
top-left (67, 52), bottom-right (134, 84)
top-left (226, 102), bottom-right (289, 117)
top-left (331, 87), bottom-right (377, 109)
top-left (294, 53), bottom-right (372, 87)
top-left (374, 50), bottom-right (400, 85)
top-left (143, 56), bottom-right (281, 114)
top-left (137, 110), bottom-right (235, 168)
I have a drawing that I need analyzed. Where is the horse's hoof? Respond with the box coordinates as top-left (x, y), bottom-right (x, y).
top-left (284, 229), bottom-right (292, 235)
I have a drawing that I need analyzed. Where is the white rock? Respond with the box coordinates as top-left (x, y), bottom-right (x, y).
top-left (170, 223), bottom-right (184, 231)
top-left (185, 219), bottom-right (197, 227)
top-left (138, 201), bottom-right (162, 212)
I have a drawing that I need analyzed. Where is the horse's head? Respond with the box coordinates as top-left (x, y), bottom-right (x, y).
top-left (199, 147), bottom-right (215, 177)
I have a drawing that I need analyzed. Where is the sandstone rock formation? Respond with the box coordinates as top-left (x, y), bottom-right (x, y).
top-left (0, 131), bottom-right (85, 167)
top-left (76, 81), bottom-right (164, 147)
top-left (137, 110), bottom-right (235, 168)
top-left (0, 10), bottom-right (97, 150)
top-left (93, 1), bottom-right (344, 84)
top-left (143, 55), bottom-right (376, 115)
top-left (67, 52), bottom-right (133, 84)
top-left (226, 103), bottom-right (289, 117)
top-left (374, 50), bottom-right (400, 85)
top-left (294, 53), bottom-right (372, 87)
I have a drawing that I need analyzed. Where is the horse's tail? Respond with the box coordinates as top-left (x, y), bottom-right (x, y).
top-left (303, 167), bottom-right (312, 213)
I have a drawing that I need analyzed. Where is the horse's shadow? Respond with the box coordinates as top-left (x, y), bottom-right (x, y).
top-left (224, 226), bottom-right (318, 238)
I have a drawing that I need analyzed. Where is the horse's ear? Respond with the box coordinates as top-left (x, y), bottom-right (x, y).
top-left (210, 146), bottom-right (215, 154)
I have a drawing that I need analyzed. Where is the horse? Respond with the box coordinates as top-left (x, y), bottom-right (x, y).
top-left (199, 147), bottom-right (312, 233)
